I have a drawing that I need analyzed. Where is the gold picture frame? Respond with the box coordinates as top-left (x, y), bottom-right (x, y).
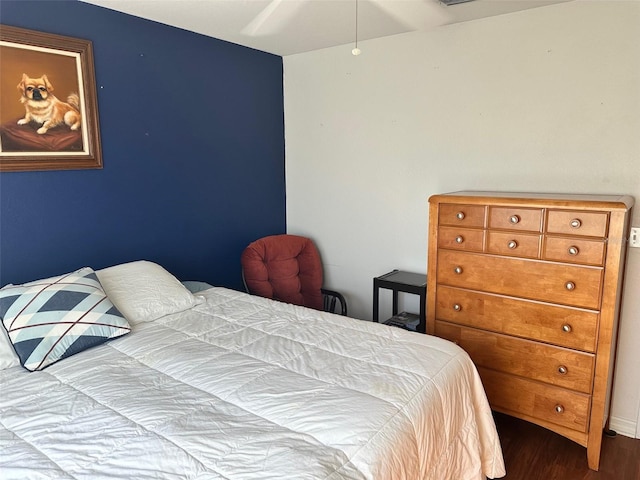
top-left (0, 25), bottom-right (102, 172)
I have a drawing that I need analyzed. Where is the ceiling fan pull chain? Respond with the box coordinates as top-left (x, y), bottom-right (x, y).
top-left (352, 0), bottom-right (361, 55)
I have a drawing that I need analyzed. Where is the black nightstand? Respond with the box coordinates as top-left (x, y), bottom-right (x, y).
top-left (373, 270), bottom-right (427, 333)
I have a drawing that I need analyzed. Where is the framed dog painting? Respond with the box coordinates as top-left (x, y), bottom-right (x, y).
top-left (0, 25), bottom-right (102, 172)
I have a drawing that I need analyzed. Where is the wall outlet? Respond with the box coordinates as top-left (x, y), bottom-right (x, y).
top-left (630, 227), bottom-right (640, 248)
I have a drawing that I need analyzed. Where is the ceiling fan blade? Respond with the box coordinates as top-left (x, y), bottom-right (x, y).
top-left (242, 0), bottom-right (305, 36)
top-left (372, 0), bottom-right (453, 31)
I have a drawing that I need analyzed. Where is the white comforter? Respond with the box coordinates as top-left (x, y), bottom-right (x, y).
top-left (0, 287), bottom-right (505, 480)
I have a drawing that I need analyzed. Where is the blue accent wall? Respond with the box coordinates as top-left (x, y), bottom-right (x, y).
top-left (0, 1), bottom-right (286, 289)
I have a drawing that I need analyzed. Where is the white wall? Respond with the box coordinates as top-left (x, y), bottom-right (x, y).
top-left (283, 0), bottom-right (640, 437)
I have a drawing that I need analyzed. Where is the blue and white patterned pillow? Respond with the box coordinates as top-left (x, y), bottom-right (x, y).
top-left (0, 267), bottom-right (131, 371)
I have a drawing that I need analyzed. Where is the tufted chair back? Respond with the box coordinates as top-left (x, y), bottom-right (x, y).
top-left (241, 234), bottom-right (325, 311)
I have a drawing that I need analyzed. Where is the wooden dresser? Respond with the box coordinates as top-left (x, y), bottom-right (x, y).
top-left (426, 191), bottom-right (634, 471)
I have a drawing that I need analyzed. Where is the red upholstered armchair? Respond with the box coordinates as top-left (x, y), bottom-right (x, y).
top-left (241, 234), bottom-right (348, 316)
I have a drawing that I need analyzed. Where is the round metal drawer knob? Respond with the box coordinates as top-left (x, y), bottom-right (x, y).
top-left (568, 246), bottom-right (579, 256)
top-left (555, 404), bottom-right (565, 414)
top-left (509, 215), bottom-right (520, 224)
top-left (558, 365), bottom-right (568, 375)
top-left (455, 236), bottom-right (464, 244)
top-left (453, 304), bottom-right (462, 312)
top-left (454, 266), bottom-right (463, 275)
top-left (565, 281), bottom-right (576, 291)
top-left (570, 219), bottom-right (582, 228)
top-left (562, 324), bottom-right (572, 333)
top-left (456, 212), bottom-right (465, 220)
top-left (507, 240), bottom-right (518, 249)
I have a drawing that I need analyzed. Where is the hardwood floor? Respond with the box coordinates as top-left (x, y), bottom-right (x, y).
top-left (494, 413), bottom-right (640, 480)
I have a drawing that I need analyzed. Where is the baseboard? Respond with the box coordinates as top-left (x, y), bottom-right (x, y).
top-left (608, 416), bottom-right (638, 438)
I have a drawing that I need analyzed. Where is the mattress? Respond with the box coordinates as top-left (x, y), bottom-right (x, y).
top-left (0, 287), bottom-right (505, 479)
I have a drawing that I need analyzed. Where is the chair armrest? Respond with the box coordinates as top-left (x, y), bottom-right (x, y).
top-left (321, 288), bottom-right (348, 316)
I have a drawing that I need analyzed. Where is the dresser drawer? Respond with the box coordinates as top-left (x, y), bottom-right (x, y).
top-left (435, 321), bottom-right (595, 393)
top-left (438, 227), bottom-right (484, 252)
top-left (489, 207), bottom-right (543, 232)
top-left (487, 231), bottom-right (541, 258)
top-left (478, 367), bottom-right (591, 433)
top-left (546, 210), bottom-right (608, 237)
top-left (437, 250), bottom-right (603, 309)
top-left (439, 204), bottom-right (485, 228)
top-left (543, 236), bottom-right (606, 266)
top-left (435, 286), bottom-right (598, 352)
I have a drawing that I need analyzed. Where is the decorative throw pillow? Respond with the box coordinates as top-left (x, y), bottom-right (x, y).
top-left (0, 267), bottom-right (131, 372)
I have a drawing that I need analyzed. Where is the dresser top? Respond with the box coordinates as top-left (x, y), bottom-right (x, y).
top-left (429, 191), bottom-right (634, 210)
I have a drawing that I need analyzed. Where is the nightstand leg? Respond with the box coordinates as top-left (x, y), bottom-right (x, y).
top-left (419, 292), bottom-right (426, 333)
top-left (373, 283), bottom-right (379, 322)
top-left (392, 290), bottom-right (398, 316)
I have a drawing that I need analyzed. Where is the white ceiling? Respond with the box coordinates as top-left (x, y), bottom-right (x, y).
top-left (79, 0), bottom-right (572, 56)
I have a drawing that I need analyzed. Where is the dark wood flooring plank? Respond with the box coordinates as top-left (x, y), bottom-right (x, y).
top-left (494, 413), bottom-right (640, 480)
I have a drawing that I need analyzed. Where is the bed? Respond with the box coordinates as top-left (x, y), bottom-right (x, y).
top-left (0, 261), bottom-right (505, 479)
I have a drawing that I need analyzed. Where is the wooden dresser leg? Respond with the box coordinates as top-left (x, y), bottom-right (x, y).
top-left (587, 432), bottom-right (603, 471)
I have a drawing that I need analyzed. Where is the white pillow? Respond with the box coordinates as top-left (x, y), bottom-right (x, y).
top-left (96, 260), bottom-right (202, 325)
top-left (0, 325), bottom-right (20, 370)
